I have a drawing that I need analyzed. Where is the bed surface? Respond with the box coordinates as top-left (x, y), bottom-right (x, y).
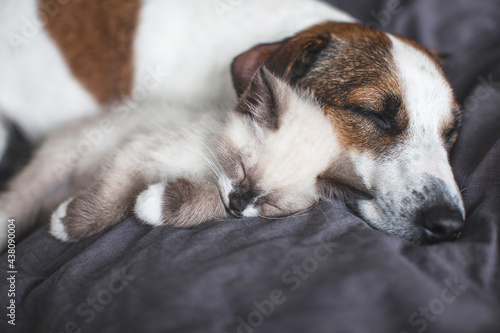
top-left (1, 0), bottom-right (500, 332)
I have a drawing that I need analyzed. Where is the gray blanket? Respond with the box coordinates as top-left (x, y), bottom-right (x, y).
top-left (1, 0), bottom-right (500, 332)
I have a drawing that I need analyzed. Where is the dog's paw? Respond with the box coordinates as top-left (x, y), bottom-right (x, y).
top-left (50, 198), bottom-right (74, 241)
top-left (135, 183), bottom-right (166, 226)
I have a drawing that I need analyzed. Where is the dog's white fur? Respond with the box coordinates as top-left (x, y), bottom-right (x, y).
top-left (0, 0), bottom-right (99, 142)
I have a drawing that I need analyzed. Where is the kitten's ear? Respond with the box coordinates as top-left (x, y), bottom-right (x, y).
top-left (235, 66), bottom-right (285, 130)
top-left (316, 159), bottom-right (372, 201)
top-left (231, 31), bottom-right (330, 97)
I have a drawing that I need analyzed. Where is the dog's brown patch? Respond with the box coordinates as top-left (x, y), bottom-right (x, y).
top-left (41, 0), bottom-right (141, 105)
top-left (295, 23), bottom-right (409, 155)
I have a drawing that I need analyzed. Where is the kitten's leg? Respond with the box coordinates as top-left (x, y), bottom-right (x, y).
top-left (135, 178), bottom-right (228, 228)
top-left (49, 153), bottom-right (146, 241)
top-left (0, 117), bottom-right (110, 249)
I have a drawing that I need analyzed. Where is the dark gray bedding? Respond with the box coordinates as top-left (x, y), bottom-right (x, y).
top-left (2, 0), bottom-right (500, 332)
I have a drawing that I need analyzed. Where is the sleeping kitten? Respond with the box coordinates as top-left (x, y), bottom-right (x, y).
top-left (0, 68), bottom-right (368, 248)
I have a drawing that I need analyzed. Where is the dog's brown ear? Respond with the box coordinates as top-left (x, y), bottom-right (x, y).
top-left (231, 31), bottom-right (330, 97)
top-left (231, 41), bottom-right (285, 97)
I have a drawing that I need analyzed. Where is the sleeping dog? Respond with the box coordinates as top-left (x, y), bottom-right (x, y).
top-left (0, 0), bottom-right (464, 248)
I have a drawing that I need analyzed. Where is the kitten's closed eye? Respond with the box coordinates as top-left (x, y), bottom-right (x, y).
top-left (258, 201), bottom-right (289, 217)
top-left (238, 162), bottom-right (247, 184)
top-left (256, 195), bottom-right (311, 218)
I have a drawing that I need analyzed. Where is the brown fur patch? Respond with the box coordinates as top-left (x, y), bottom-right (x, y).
top-left (162, 179), bottom-right (227, 227)
top-left (60, 165), bottom-right (146, 241)
top-left (293, 23), bottom-right (409, 155)
top-left (41, 0), bottom-right (141, 105)
top-left (232, 41), bottom-right (284, 97)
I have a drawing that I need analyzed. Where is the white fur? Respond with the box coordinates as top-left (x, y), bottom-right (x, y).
top-left (389, 34), bottom-right (462, 199)
top-left (135, 183), bottom-right (166, 226)
top-left (116, 100), bottom-right (225, 184)
top-left (0, 0), bottom-right (99, 142)
top-left (133, 0), bottom-right (355, 105)
top-left (259, 89), bottom-right (341, 195)
top-left (242, 205), bottom-right (259, 217)
top-left (50, 198), bottom-right (73, 241)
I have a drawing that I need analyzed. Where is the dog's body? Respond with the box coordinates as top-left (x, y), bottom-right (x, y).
top-left (0, 1), bottom-right (466, 251)
top-left (0, 0), bottom-right (354, 143)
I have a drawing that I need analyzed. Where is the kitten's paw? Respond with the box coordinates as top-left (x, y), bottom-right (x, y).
top-left (50, 198), bottom-right (74, 241)
top-left (135, 183), bottom-right (166, 226)
top-left (134, 179), bottom-right (227, 228)
top-left (134, 180), bottom-right (195, 227)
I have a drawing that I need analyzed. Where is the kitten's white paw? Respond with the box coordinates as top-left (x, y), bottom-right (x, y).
top-left (50, 198), bottom-right (74, 242)
top-left (135, 183), bottom-right (165, 226)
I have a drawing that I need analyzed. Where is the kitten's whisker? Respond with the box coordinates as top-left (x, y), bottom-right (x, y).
top-left (195, 137), bottom-right (225, 175)
top-left (202, 155), bottom-right (222, 181)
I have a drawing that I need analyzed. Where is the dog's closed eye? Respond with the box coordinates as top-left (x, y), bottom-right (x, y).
top-left (347, 95), bottom-right (403, 133)
top-left (348, 104), bottom-right (395, 131)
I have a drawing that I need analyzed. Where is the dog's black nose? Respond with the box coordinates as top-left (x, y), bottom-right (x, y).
top-left (419, 206), bottom-right (465, 244)
top-left (227, 186), bottom-right (257, 217)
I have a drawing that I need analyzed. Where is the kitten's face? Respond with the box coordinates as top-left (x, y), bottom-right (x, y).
top-left (215, 68), bottom-right (368, 218)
